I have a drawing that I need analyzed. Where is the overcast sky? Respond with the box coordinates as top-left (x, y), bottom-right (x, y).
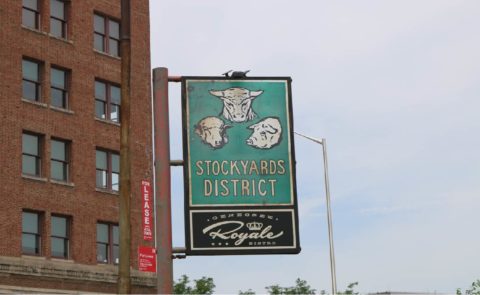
top-left (149, 1), bottom-right (480, 293)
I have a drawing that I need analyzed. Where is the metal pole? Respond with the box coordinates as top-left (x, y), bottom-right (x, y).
top-left (152, 67), bottom-right (173, 294)
top-left (294, 132), bottom-right (337, 295)
top-left (118, 0), bottom-right (131, 293)
top-left (322, 138), bottom-right (337, 295)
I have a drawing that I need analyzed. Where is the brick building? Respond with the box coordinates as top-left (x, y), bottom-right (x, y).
top-left (0, 0), bottom-right (155, 293)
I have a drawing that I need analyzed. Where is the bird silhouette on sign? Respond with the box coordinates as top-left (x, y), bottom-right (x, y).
top-left (222, 70), bottom-right (250, 79)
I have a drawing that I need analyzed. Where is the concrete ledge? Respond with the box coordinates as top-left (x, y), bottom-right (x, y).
top-left (0, 256), bottom-right (155, 287)
top-left (95, 188), bottom-right (120, 196)
top-left (94, 117), bottom-right (121, 127)
top-left (22, 174), bottom-right (48, 183)
top-left (93, 49), bottom-right (121, 61)
top-left (0, 283), bottom-right (100, 294)
top-left (50, 105), bottom-right (75, 115)
top-left (50, 179), bottom-right (75, 188)
top-left (21, 98), bottom-right (48, 108)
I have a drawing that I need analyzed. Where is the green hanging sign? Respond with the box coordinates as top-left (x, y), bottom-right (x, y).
top-left (183, 78), bottom-right (296, 206)
top-left (182, 76), bottom-right (300, 255)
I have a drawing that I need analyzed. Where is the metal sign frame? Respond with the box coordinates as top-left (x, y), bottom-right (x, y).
top-left (181, 76), bottom-right (300, 255)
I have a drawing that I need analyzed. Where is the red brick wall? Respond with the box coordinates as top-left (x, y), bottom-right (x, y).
top-left (0, 0), bottom-right (154, 292)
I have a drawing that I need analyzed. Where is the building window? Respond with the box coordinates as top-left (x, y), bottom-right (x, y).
top-left (50, 67), bottom-right (68, 109)
top-left (95, 80), bottom-right (121, 122)
top-left (94, 14), bottom-right (120, 57)
top-left (51, 215), bottom-right (70, 258)
top-left (50, 0), bottom-right (67, 38)
top-left (22, 211), bottom-right (42, 255)
top-left (96, 149), bottom-right (119, 191)
top-left (22, 0), bottom-right (40, 29)
top-left (51, 139), bottom-right (69, 182)
top-left (22, 132), bottom-right (42, 176)
top-left (96, 223), bottom-right (119, 264)
top-left (22, 59), bottom-right (41, 101)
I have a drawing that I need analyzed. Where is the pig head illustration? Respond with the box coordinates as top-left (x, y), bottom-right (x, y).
top-left (246, 117), bottom-right (282, 149)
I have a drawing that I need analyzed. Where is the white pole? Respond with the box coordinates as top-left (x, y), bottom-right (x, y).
top-left (321, 138), bottom-right (337, 295)
top-left (294, 132), bottom-right (337, 295)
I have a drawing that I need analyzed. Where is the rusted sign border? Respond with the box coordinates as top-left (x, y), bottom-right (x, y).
top-left (184, 78), bottom-right (295, 207)
top-left (181, 76), bottom-right (300, 255)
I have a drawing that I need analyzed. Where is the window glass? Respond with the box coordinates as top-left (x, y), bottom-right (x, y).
top-left (110, 86), bottom-right (121, 104)
top-left (51, 215), bottom-right (69, 258)
top-left (50, 0), bottom-right (65, 19)
top-left (23, 81), bottom-right (38, 101)
top-left (22, 134), bottom-right (39, 155)
top-left (94, 15), bottom-right (105, 33)
top-left (111, 153), bottom-right (120, 191)
top-left (51, 140), bottom-right (66, 161)
top-left (23, 81), bottom-right (37, 101)
top-left (22, 60), bottom-right (39, 81)
top-left (22, 212), bottom-right (39, 233)
top-left (51, 88), bottom-right (64, 108)
top-left (113, 245), bottom-right (119, 264)
top-left (96, 150), bottom-right (107, 169)
top-left (23, 0), bottom-right (38, 10)
top-left (96, 223), bottom-right (109, 243)
top-left (109, 39), bottom-right (119, 56)
top-left (96, 170), bottom-right (107, 188)
top-left (96, 81), bottom-right (121, 121)
top-left (112, 225), bottom-right (119, 244)
top-left (51, 68), bottom-right (65, 88)
top-left (51, 237), bottom-right (67, 257)
top-left (22, 133), bottom-right (40, 175)
top-left (110, 86), bottom-right (121, 121)
top-left (94, 14), bottom-right (121, 55)
top-left (51, 161), bottom-right (64, 180)
top-left (111, 172), bottom-right (119, 191)
top-left (51, 220), bottom-right (66, 237)
top-left (109, 20), bottom-right (119, 39)
top-left (112, 225), bottom-right (119, 264)
top-left (22, 155), bottom-right (38, 175)
top-left (97, 243), bottom-right (108, 262)
top-left (95, 81), bottom-right (106, 101)
top-left (22, 9), bottom-right (37, 28)
top-left (22, 211), bottom-right (41, 255)
top-left (95, 100), bottom-right (106, 119)
top-left (51, 216), bottom-right (67, 237)
top-left (110, 104), bottom-right (120, 122)
top-left (111, 154), bottom-right (119, 173)
top-left (22, 234), bottom-right (39, 254)
top-left (96, 150), bottom-right (120, 190)
top-left (50, 19), bottom-right (63, 37)
top-left (51, 140), bottom-right (67, 181)
top-left (94, 34), bottom-right (104, 51)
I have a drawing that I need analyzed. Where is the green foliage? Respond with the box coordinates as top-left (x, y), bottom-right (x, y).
top-left (178, 274), bottom-right (361, 295)
top-left (339, 282), bottom-right (359, 295)
top-left (264, 278), bottom-right (316, 295)
top-left (173, 275), bottom-right (190, 294)
top-left (457, 280), bottom-right (480, 295)
top-left (238, 289), bottom-right (256, 295)
top-left (174, 275), bottom-right (216, 295)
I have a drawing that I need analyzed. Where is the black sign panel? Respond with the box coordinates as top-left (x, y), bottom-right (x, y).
top-left (187, 209), bottom-right (300, 255)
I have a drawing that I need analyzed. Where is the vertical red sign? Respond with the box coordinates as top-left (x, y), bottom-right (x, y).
top-left (138, 246), bottom-right (156, 272)
top-left (142, 180), bottom-right (153, 241)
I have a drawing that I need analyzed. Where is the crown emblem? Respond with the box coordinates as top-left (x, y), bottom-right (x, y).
top-left (246, 221), bottom-right (263, 231)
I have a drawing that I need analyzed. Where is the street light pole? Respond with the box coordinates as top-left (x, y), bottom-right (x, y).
top-left (294, 132), bottom-right (337, 295)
